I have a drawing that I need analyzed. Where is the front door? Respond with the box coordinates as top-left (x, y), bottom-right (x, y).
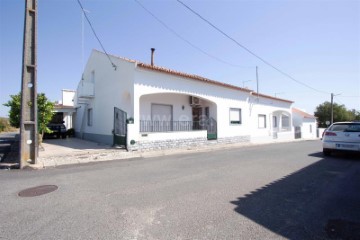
top-left (192, 107), bottom-right (202, 130)
top-left (113, 107), bottom-right (127, 148)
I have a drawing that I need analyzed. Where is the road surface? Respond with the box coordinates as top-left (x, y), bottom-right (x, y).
top-left (1, 140), bottom-right (359, 239)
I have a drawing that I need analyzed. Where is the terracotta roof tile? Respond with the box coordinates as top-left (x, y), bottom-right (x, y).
top-left (292, 108), bottom-right (316, 119)
top-left (95, 49), bottom-right (294, 104)
top-left (137, 63), bottom-right (293, 104)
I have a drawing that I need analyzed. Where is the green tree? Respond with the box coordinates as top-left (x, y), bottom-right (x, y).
top-left (349, 109), bottom-right (360, 121)
top-left (314, 101), bottom-right (357, 127)
top-left (3, 92), bottom-right (54, 135)
top-left (3, 93), bottom-right (21, 128)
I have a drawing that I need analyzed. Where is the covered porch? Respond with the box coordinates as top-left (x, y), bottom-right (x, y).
top-left (270, 110), bottom-right (293, 140)
top-left (138, 93), bottom-right (217, 141)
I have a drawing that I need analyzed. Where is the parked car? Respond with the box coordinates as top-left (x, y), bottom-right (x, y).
top-left (44, 123), bottom-right (67, 139)
top-left (322, 122), bottom-right (360, 156)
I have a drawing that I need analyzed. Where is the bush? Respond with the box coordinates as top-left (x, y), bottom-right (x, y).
top-left (0, 117), bottom-right (18, 133)
top-left (67, 128), bottom-right (75, 137)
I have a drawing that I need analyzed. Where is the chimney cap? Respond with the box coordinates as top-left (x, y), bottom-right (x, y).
top-left (151, 48), bottom-right (155, 66)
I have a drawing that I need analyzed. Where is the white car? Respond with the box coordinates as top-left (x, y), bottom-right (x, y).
top-left (322, 122), bottom-right (360, 156)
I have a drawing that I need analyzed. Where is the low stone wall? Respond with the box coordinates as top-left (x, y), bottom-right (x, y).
top-left (128, 135), bottom-right (250, 151)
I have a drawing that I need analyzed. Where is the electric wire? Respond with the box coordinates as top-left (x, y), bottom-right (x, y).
top-left (76, 0), bottom-right (117, 70)
top-left (176, 0), bottom-right (330, 95)
top-left (337, 95), bottom-right (360, 98)
top-left (133, 0), bottom-right (253, 69)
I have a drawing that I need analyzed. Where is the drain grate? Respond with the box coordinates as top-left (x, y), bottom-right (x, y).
top-left (18, 185), bottom-right (58, 197)
top-left (325, 219), bottom-right (360, 239)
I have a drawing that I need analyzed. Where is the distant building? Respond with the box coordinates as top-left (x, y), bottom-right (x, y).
top-left (292, 108), bottom-right (317, 139)
top-left (52, 89), bottom-right (76, 129)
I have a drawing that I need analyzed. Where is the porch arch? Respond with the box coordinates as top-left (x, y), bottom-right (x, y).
top-left (138, 92), bottom-right (218, 139)
top-left (270, 110), bottom-right (292, 138)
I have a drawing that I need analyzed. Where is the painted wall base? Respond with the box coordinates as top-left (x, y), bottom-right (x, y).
top-left (128, 135), bottom-right (250, 151)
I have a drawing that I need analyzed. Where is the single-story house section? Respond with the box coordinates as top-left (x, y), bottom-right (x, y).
top-left (52, 89), bottom-right (76, 130)
top-left (292, 107), bottom-right (317, 139)
top-left (74, 49), bottom-right (295, 151)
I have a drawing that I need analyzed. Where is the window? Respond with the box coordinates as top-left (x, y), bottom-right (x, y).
top-left (273, 116), bottom-right (277, 128)
top-left (258, 114), bottom-right (266, 128)
top-left (281, 115), bottom-right (290, 128)
top-left (90, 71), bottom-right (95, 83)
top-left (229, 108), bottom-right (241, 124)
top-left (151, 104), bottom-right (172, 122)
top-left (87, 108), bottom-right (93, 126)
top-left (151, 104), bottom-right (173, 131)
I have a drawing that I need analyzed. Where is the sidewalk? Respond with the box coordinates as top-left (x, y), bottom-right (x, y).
top-left (8, 136), bottom-right (313, 169)
top-left (37, 138), bottom-right (134, 168)
top-left (36, 137), bottom-right (256, 169)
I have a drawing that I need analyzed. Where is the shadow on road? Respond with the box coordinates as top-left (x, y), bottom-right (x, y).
top-left (230, 152), bottom-right (360, 239)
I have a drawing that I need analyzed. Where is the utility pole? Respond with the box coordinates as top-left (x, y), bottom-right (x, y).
top-left (330, 93), bottom-right (341, 125)
top-left (331, 93), bottom-right (334, 125)
top-left (20, 0), bottom-right (38, 168)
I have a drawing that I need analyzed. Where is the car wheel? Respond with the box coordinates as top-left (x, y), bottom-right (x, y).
top-left (323, 148), bottom-right (331, 156)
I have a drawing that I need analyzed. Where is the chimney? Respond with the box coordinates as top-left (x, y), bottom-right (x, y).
top-left (151, 48), bottom-right (155, 66)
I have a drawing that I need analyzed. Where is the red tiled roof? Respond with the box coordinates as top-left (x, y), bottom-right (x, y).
top-left (137, 63), bottom-right (293, 104)
top-left (95, 49), bottom-right (294, 104)
top-left (292, 108), bottom-right (316, 119)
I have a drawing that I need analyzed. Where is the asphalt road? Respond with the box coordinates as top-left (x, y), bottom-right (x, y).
top-left (1, 140), bottom-right (359, 240)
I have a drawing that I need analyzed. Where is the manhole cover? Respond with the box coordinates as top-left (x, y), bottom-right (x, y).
top-left (325, 219), bottom-right (360, 239)
top-left (18, 185), bottom-right (58, 197)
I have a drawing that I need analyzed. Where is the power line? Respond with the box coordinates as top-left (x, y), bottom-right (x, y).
top-left (76, 0), bottom-right (117, 70)
top-left (176, 0), bottom-right (330, 95)
top-left (337, 95), bottom-right (360, 98)
top-left (133, 0), bottom-right (253, 69)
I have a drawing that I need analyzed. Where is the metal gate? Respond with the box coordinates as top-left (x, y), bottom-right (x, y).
top-left (295, 126), bottom-right (302, 139)
top-left (206, 118), bottom-right (217, 140)
top-left (113, 107), bottom-right (127, 148)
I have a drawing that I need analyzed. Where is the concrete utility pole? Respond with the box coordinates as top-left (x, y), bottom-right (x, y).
top-left (331, 93), bottom-right (334, 125)
top-left (330, 93), bottom-right (341, 125)
top-left (20, 0), bottom-right (38, 168)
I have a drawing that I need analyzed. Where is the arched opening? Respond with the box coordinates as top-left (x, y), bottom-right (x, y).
top-left (139, 92), bottom-right (217, 140)
top-left (271, 110), bottom-right (292, 139)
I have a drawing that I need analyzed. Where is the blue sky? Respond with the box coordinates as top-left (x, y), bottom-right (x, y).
top-left (1, 0), bottom-right (359, 118)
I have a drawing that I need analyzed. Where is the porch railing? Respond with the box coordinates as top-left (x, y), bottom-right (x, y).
top-left (140, 120), bottom-right (207, 133)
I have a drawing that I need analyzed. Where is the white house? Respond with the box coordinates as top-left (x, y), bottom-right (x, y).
top-left (292, 108), bottom-right (317, 139)
top-left (53, 89), bottom-right (76, 129)
top-left (74, 49), bottom-right (295, 151)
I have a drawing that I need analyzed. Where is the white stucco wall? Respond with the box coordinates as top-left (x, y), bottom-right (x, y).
top-left (133, 67), bottom-right (293, 143)
top-left (75, 50), bottom-right (135, 142)
top-left (139, 130), bottom-right (207, 142)
top-left (301, 120), bottom-right (317, 139)
top-left (292, 112), bottom-right (317, 139)
top-left (62, 90), bottom-right (75, 106)
top-left (76, 50), bottom-right (294, 146)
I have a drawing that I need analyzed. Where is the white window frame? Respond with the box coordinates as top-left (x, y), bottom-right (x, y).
top-left (229, 108), bottom-right (242, 125)
top-left (258, 114), bottom-right (267, 129)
